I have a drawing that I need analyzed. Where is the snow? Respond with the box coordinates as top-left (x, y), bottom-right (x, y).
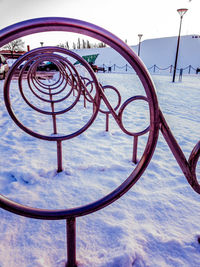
top-left (135, 35), bottom-right (200, 71)
top-left (0, 50), bottom-right (200, 266)
top-left (74, 35), bottom-right (200, 74)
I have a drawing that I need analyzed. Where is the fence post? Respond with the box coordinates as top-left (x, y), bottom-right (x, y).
top-left (188, 65), bottom-right (191, 74)
top-left (179, 68), bottom-right (183, 82)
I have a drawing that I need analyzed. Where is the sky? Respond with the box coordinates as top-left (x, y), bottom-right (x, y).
top-left (0, 0), bottom-right (199, 49)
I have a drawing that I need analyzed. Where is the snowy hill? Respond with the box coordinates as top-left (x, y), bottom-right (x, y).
top-left (137, 35), bottom-right (200, 70)
top-left (73, 35), bottom-right (200, 72)
top-left (6, 34), bottom-right (200, 74)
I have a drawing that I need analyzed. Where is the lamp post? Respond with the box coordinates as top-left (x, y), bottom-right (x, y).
top-left (172, 8), bottom-right (188, 82)
top-left (138, 34), bottom-right (143, 57)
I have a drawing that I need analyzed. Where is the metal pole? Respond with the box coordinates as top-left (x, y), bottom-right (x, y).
top-left (66, 217), bottom-right (77, 267)
top-left (138, 34), bottom-right (143, 57)
top-left (57, 140), bottom-right (63, 172)
top-left (138, 41), bottom-right (141, 57)
top-left (106, 113), bottom-right (109, 132)
top-left (172, 8), bottom-right (188, 82)
top-left (49, 87), bottom-right (62, 173)
top-left (172, 16), bottom-right (183, 82)
top-left (49, 88), bottom-right (57, 134)
top-left (132, 136), bottom-right (138, 164)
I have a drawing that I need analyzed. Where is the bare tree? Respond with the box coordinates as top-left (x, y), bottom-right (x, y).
top-left (66, 41), bottom-right (70, 50)
top-left (77, 38), bottom-right (81, 49)
top-left (57, 41), bottom-right (70, 49)
top-left (86, 40), bottom-right (91, 49)
top-left (98, 42), bottom-right (106, 48)
top-left (82, 39), bottom-right (86, 49)
top-left (3, 38), bottom-right (25, 58)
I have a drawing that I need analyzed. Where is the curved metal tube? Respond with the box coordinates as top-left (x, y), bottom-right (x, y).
top-left (0, 17), bottom-right (160, 220)
top-left (0, 17), bottom-right (199, 221)
top-left (0, 16), bottom-right (199, 267)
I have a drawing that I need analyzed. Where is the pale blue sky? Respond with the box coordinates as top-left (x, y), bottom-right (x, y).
top-left (0, 0), bottom-right (198, 48)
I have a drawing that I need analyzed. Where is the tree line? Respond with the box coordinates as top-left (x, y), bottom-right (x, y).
top-left (0, 38), bottom-right (107, 58)
top-left (57, 38), bottom-right (106, 50)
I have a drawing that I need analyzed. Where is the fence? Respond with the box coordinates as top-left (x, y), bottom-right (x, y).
top-left (99, 63), bottom-right (198, 76)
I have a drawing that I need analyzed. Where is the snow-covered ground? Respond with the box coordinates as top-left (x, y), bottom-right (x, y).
top-left (0, 67), bottom-right (199, 267)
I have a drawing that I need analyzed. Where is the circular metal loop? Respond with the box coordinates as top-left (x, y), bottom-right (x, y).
top-left (99, 85), bottom-right (121, 114)
top-left (0, 17), bottom-right (160, 219)
top-left (82, 80), bottom-right (95, 102)
top-left (4, 46), bottom-right (101, 141)
top-left (118, 95), bottom-right (150, 137)
top-left (25, 54), bottom-right (74, 103)
top-left (29, 56), bottom-right (67, 90)
top-left (188, 141), bottom-right (200, 193)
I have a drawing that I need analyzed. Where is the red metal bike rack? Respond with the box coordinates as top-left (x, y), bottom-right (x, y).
top-left (0, 17), bottom-right (199, 266)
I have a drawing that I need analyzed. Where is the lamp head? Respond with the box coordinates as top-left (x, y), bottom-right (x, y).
top-left (177, 8), bottom-right (188, 18)
top-left (138, 34), bottom-right (143, 40)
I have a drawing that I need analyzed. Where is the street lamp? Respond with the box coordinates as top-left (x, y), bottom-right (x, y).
top-left (138, 34), bottom-right (143, 57)
top-left (172, 8), bottom-right (188, 82)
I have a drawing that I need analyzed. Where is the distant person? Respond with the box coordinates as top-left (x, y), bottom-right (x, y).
top-left (0, 54), bottom-right (9, 79)
top-left (0, 54), bottom-right (6, 64)
top-left (196, 68), bottom-right (200, 74)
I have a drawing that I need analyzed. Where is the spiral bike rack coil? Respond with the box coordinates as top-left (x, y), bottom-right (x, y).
top-left (0, 17), bottom-right (199, 267)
